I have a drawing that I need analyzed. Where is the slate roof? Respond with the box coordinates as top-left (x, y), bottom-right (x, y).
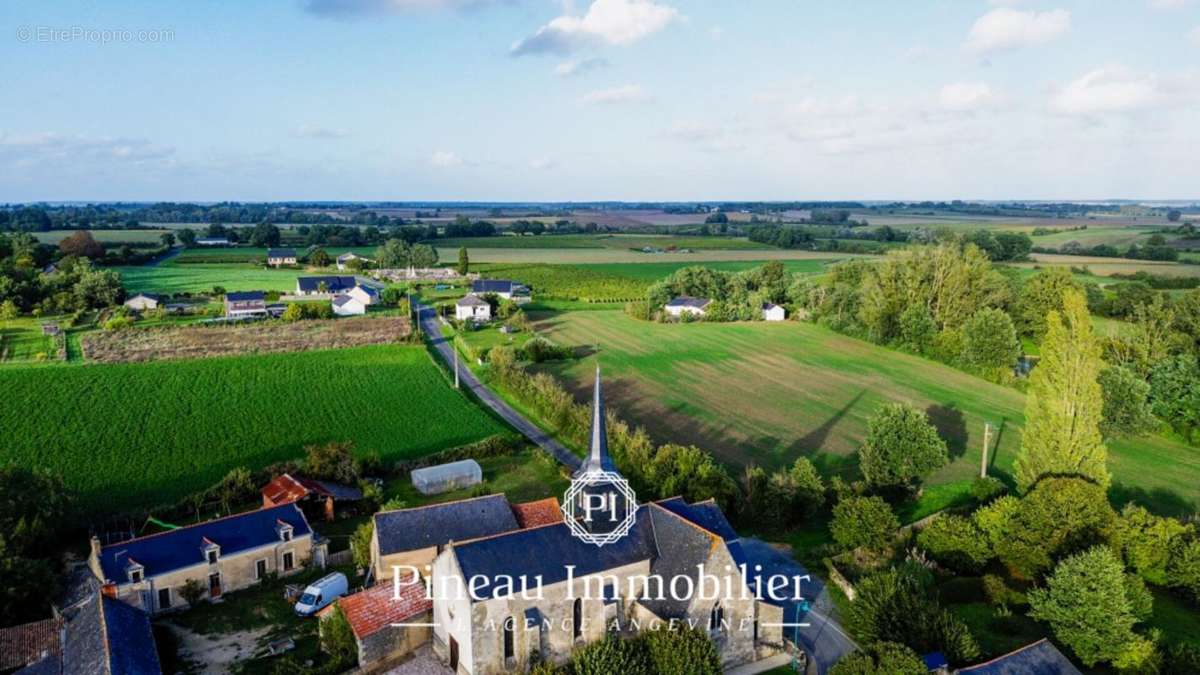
top-left (225, 291), bottom-right (265, 302)
top-left (267, 248), bottom-right (296, 258)
top-left (655, 497), bottom-right (738, 542)
top-left (957, 640), bottom-right (1081, 675)
top-left (20, 593), bottom-right (162, 675)
top-left (298, 276), bottom-right (357, 293)
top-left (335, 578), bottom-right (432, 640)
top-left (666, 296), bottom-right (711, 309)
top-left (96, 504), bottom-right (311, 582)
top-left (456, 294), bottom-right (489, 307)
top-left (332, 294), bottom-right (358, 308)
top-left (350, 284), bottom-right (379, 297)
top-left (373, 494), bottom-right (519, 556)
top-left (337, 252), bottom-right (368, 262)
top-left (511, 498), bottom-right (564, 529)
top-left (472, 279), bottom-right (527, 295)
top-left (0, 618), bottom-right (61, 671)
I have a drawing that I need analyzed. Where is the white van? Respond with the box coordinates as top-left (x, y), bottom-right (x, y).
top-left (294, 572), bottom-right (349, 616)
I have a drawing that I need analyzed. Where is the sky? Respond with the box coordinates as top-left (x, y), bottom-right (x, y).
top-left (1, 0), bottom-right (1198, 202)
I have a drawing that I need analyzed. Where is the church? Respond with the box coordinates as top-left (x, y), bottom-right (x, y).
top-left (425, 369), bottom-right (789, 674)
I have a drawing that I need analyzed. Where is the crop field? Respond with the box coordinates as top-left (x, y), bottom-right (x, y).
top-left (32, 229), bottom-right (171, 244)
top-left (115, 263), bottom-right (309, 293)
top-left (1029, 224), bottom-right (1162, 249)
top-left (441, 247), bottom-right (867, 265)
top-left (0, 344), bottom-right (505, 512)
top-left (437, 234), bottom-right (775, 251)
top-left (1022, 254), bottom-right (1200, 278)
top-left (532, 310), bottom-right (1200, 515)
top-left (574, 259), bottom-right (836, 281)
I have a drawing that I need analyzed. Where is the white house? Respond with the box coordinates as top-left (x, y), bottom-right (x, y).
top-left (195, 237), bottom-right (229, 247)
top-left (336, 252), bottom-right (371, 270)
top-left (664, 296), bottom-right (711, 318)
top-left (762, 303), bottom-right (786, 322)
top-left (345, 285), bottom-right (379, 306)
top-left (332, 294), bottom-right (367, 317)
top-left (455, 294), bottom-right (491, 322)
top-left (124, 293), bottom-right (161, 312)
top-left (266, 248), bottom-right (297, 267)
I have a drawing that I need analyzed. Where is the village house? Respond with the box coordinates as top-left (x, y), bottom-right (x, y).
top-left (124, 292), bottom-right (161, 312)
top-left (471, 279), bottom-right (531, 303)
top-left (957, 639), bottom-right (1081, 674)
top-left (296, 275), bottom-right (359, 296)
top-left (455, 294), bottom-right (492, 322)
top-left (370, 494), bottom-right (520, 582)
top-left (345, 284), bottom-right (379, 306)
top-left (762, 303), bottom-right (786, 322)
top-left (8, 590), bottom-right (162, 675)
top-left (88, 503), bottom-right (323, 615)
top-left (332, 294), bottom-right (367, 316)
top-left (428, 372), bottom-right (785, 674)
top-left (224, 290), bottom-right (268, 318)
top-left (195, 237), bottom-right (230, 247)
top-left (318, 575), bottom-right (433, 673)
top-left (336, 252), bottom-right (371, 270)
top-left (665, 296), bottom-right (712, 318)
top-left (261, 473), bottom-right (364, 522)
top-left (266, 248), bottom-right (297, 267)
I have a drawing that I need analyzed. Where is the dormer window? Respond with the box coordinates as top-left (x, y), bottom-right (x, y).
top-left (277, 521), bottom-right (294, 543)
top-left (126, 559), bottom-right (144, 584)
top-left (202, 538), bottom-right (220, 564)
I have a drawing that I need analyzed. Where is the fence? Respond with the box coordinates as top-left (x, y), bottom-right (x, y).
top-left (326, 549), bottom-right (353, 567)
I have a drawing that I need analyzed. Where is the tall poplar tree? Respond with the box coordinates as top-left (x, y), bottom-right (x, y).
top-left (457, 246), bottom-right (469, 275)
top-left (1014, 289), bottom-right (1110, 492)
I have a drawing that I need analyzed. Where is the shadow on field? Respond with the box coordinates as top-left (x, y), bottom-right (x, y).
top-left (1111, 483), bottom-right (1196, 518)
top-left (790, 390), bottom-right (865, 456)
top-left (926, 403), bottom-right (967, 460)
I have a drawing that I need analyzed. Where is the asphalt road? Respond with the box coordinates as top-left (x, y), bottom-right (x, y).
top-left (415, 302), bottom-right (582, 472)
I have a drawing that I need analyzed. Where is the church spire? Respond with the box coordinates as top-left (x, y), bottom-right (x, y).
top-left (579, 364), bottom-right (616, 474)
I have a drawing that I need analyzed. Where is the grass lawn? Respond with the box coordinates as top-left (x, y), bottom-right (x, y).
top-left (0, 345), bottom-right (506, 512)
top-left (531, 310), bottom-right (1200, 516)
top-left (1148, 587), bottom-right (1200, 648)
top-left (948, 602), bottom-right (1048, 659)
top-left (33, 229), bottom-right (170, 244)
top-left (0, 317), bottom-right (64, 362)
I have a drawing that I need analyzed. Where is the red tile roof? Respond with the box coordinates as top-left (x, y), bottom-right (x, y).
top-left (0, 617), bottom-right (62, 671)
top-left (337, 578), bottom-right (432, 640)
top-left (511, 497), bottom-right (564, 529)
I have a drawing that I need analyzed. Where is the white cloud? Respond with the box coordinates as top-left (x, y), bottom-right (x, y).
top-left (303, 0), bottom-right (500, 18)
top-left (554, 57), bottom-right (609, 77)
top-left (939, 82), bottom-right (1005, 111)
top-left (0, 131), bottom-right (175, 164)
top-left (581, 84), bottom-right (651, 105)
top-left (429, 150), bottom-right (464, 168)
top-left (292, 124), bottom-right (349, 139)
top-left (1049, 66), bottom-right (1168, 115)
top-left (529, 156), bottom-right (557, 170)
top-left (511, 0), bottom-right (679, 55)
top-left (966, 8), bottom-right (1071, 54)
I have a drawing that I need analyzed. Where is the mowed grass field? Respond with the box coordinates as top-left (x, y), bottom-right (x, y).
top-left (115, 263), bottom-right (310, 293)
top-left (32, 229), bottom-right (170, 244)
top-left (533, 311), bottom-right (1200, 514)
top-left (0, 344), bottom-right (505, 512)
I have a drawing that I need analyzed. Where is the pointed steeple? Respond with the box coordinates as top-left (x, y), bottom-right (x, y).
top-left (579, 364), bottom-right (616, 474)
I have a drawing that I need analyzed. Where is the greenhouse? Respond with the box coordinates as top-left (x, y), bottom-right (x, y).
top-left (411, 459), bottom-right (483, 495)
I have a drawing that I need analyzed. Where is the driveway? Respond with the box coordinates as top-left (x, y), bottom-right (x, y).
top-left (739, 538), bottom-right (858, 674)
top-left (415, 302), bottom-right (581, 471)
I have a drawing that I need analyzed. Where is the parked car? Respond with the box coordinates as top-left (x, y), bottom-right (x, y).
top-left (294, 572), bottom-right (349, 616)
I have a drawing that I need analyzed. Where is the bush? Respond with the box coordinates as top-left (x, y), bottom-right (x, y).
top-left (642, 627), bottom-right (721, 675)
top-left (982, 574), bottom-right (1026, 608)
top-left (1167, 538), bottom-right (1200, 601)
top-left (350, 521), bottom-right (374, 571)
top-left (319, 604), bottom-right (357, 667)
top-left (305, 441), bottom-right (360, 484)
top-left (916, 515), bottom-right (992, 573)
top-left (858, 403), bottom-right (948, 491)
top-left (103, 315), bottom-right (135, 330)
top-left (995, 477), bottom-right (1116, 579)
top-left (831, 495), bottom-right (899, 552)
top-left (571, 635), bottom-right (649, 675)
top-left (1114, 504), bottom-right (1193, 585)
top-left (969, 476), bottom-right (1006, 503)
top-left (1099, 366), bottom-right (1157, 438)
top-left (1148, 355), bottom-right (1200, 441)
top-left (522, 337), bottom-right (571, 363)
top-left (829, 642), bottom-right (926, 675)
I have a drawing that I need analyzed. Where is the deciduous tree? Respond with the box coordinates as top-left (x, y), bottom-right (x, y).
top-left (858, 403), bottom-right (948, 491)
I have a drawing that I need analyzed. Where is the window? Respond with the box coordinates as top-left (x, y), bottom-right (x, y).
top-left (206, 549), bottom-right (218, 564)
top-left (503, 616), bottom-right (514, 660)
top-left (129, 569), bottom-right (143, 583)
top-left (158, 588), bottom-right (171, 610)
top-left (282, 529), bottom-right (292, 542)
top-left (255, 559), bottom-right (268, 580)
top-left (283, 551), bottom-right (294, 571)
top-left (709, 604), bottom-right (724, 634)
top-left (572, 598), bottom-right (582, 639)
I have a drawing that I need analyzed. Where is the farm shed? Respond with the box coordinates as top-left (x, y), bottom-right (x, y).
top-left (262, 473), bottom-right (364, 522)
top-left (664, 296), bottom-right (711, 318)
top-left (318, 577), bottom-right (432, 673)
top-left (410, 459), bottom-right (483, 495)
top-left (124, 293), bottom-right (161, 312)
top-left (762, 303), bottom-right (786, 322)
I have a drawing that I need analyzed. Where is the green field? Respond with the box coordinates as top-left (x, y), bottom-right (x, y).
top-left (447, 247), bottom-right (865, 265)
top-left (438, 234), bottom-right (775, 251)
top-left (0, 344), bottom-right (505, 512)
top-left (115, 263), bottom-right (310, 293)
top-left (576, 259), bottom-right (836, 281)
top-left (532, 310), bottom-right (1200, 515)
top-left (1029, 224), bottom-right (1162, 249)
top-left (0, 318), bottom-right (63, 362)
top-left (32, 229), bottom-right (170, 244)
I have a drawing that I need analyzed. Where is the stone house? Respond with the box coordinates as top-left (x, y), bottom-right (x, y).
top-left (13, 590), bottom-right (162, 674)
top-left (371, 494), bottom-right (519, 582)
top-left (88, 503), bottom-right (323, 615)
top-left (319, 577), bottom-right (433, 673)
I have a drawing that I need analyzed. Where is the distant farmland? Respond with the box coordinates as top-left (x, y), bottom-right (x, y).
top-left (115, 263), bottom-right (308, 293)
top-left (437, 247), bottom-right (866, 265)
top-left (0, 345), bottom-right (505, 512)
top-left (33, 229), bottom-right (170, 244)
top-left (533, 310), bottom-right (1200, 515)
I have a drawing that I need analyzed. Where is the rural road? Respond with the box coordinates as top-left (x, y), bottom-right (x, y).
top-left (414, 302), bottom-right (582, 472)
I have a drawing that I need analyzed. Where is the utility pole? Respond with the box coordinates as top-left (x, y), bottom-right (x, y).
top-left (454, 344), bottom-right (460, 390)
top-left (980, 422), bottom-right (993, 478)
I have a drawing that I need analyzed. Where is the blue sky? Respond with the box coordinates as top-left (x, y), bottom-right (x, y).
top-left (1, 0), bottom-right (1198, 201)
